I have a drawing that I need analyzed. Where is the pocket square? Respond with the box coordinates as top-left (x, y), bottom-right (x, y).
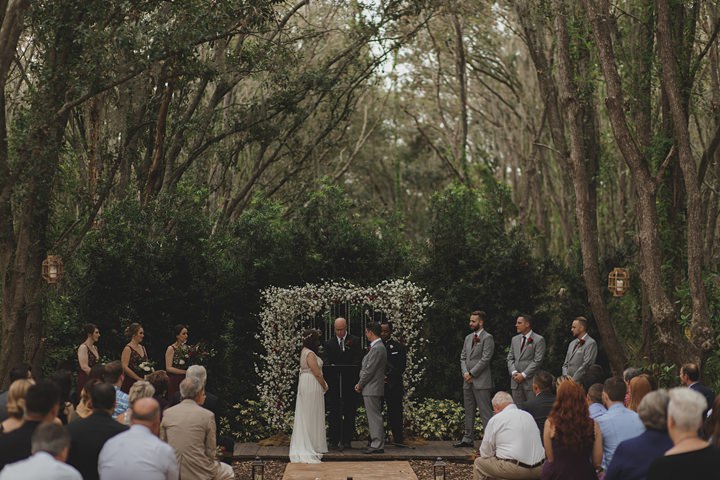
top-left (391, 352), bottom-right (399, 355)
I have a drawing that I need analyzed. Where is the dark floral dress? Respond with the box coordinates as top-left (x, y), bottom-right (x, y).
top-left (77, 344), bottom-right (99, 399)
top-left (167, 344), bottom-right (187, 400)
top-left (121, 344), bottom-right (148, 393)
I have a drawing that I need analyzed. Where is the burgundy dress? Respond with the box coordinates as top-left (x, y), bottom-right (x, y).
top-left (121, 344), bottom-right (148, 393)
top-left (166, 345), bottom-right (186, 400)
top-left (76, 344), bottom-right (98, 399)
top-left (541, 436), bottom-right (597, 480)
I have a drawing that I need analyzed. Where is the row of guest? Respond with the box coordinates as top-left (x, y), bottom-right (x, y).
top-left (76, 323), bottom-right (190, 398)
top-left (0, 371), bottom-right (231, 479)
top-left (473, 372), bottom-right (720, 480)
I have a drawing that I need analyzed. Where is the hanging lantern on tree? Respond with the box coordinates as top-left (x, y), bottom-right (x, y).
top-left (41, 255), bottom-right (64, 284)
top-left (608, 267), bottom-right (629, 297)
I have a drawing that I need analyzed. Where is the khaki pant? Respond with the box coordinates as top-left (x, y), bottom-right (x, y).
top-left (473, 456), bottom-right (543, 480)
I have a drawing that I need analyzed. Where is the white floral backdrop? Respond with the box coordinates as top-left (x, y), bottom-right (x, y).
top-left (255, 279), bottom-right (433, 431)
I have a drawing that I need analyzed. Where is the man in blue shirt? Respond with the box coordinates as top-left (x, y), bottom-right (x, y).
top-left (103, 361), bottom-right (129, 418)
top-left (605, 389), bottom-right (673, 480)
top-left (587, 383), bottom-right (607, 419)
top-left (596, 376), bottom-right (645, 471)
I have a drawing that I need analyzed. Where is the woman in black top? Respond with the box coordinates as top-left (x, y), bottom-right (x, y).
top-left (647, 388), bottom-right (720, 480)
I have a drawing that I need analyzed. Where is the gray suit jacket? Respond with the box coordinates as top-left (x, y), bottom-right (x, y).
top-left (460, 329), bottom-right (494, 389)
top-left (562, 334), bottom-right (597, 381)
top-left (358, 340), bottom-right (387, 396)
top-left (507, 332), bottom-right (546, 389)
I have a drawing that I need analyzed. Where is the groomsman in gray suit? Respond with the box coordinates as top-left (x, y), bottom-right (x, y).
top-left (454, 310), bottom-right (494, 448)
top-left (562, 316), bottom-right (597, 381)
top-left (506, 314), bottom-right (546, 407)
top-left (355, 322), bottom-right (387, 454)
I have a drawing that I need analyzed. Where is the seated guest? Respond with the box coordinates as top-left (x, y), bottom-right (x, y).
top-left (146, 370), bottom-right (170, 413)
top-left (103, 361), bottom-right (129, 419)
top-left (679, 363), bottom-right (715, 417)
top-left (0, 365), bottom-right (33, 422)
top-left (117, 380), bottom-right (155, 425)
top-left (623, 367), bottom-right (643, 406)
top-left (627, 375), bottom-right (652, 412)
top-left (521, 370), bottom-right (556, 436)
top-left (587, 383), bottom-right (607, 419)
top-left (605, 389), bottom-right (673, 480)
top-left (596, 376), bottom-right (645, 471)
top-left (541, 380), bottom-right (602, 479)
top-left (0, 423), bottom-right (81, 480)
top-left (647, 388), bottom-right (720, 479)
top-left (473, 391), bottom-right (545, 480)
top-left (170, 365), bottom-right (222, 429)
top-left (98, 397), bottom-right (179, 480)
top-left (0, 381), bottom-right (60, 471)
top-left (160, 377), bottom-right (234, 480)
top-left (49, 370), bottom-right (75, 425)
top-left (579, 364), bottom-right (604, 393)
top-left (0, 379), bottom-right (33, 433)
top-left (705, 394), bottom-right (720, 446)
top-left (69, 379), bottom-right (100, 422)
top-left (66, 382), bottom-right (128, 480)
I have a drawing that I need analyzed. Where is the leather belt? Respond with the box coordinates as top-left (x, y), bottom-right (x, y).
top-left (497, 457), bottom-right (545, 469)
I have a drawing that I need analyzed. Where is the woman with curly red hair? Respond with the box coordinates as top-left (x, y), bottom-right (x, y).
top-left (541, 380), bottom-right (603, 479)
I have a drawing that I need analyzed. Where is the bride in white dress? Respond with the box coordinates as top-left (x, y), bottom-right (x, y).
top-left (289, 329), bottom-right (329, 463)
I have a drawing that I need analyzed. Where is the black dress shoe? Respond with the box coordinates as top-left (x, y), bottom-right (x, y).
top-left (362, 448), bottom-right (384, 454)
top-left (453, 441), bottom-right (474, 448)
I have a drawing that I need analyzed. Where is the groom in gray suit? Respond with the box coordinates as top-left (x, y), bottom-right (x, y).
top-left (454, 310), bottom-right (494, 448)
top-left (562, 316), bottom-right (598, 381)
top-left (506, 314), bottom-right (546, 407)
top-left (355, 321), bottom-right (387, 454)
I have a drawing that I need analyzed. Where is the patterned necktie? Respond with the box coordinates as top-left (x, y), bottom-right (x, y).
top-left (340, 337), bottom-right (345, 352)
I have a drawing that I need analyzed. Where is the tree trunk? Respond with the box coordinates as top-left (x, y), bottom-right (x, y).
top-left (656, 0), bottom-right (714, 357)
top-left (554, 0), bottom-right (627, 374)
top-left (581, 0), bottom-right (698, 364)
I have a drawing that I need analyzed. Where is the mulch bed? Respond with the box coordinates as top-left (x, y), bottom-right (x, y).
top-left (232, 459), bottom-right (474, 479)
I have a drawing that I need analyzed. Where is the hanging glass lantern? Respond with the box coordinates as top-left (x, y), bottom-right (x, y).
top-left (41, 255), bottom-right (64, 284)
top-left (608, 267), bottom-right (629, 297)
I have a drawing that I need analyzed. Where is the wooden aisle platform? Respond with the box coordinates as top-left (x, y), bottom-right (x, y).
top-left (234, 440), bottom-right (474, 462)
top-left (282, 461), bottom-right (418, 479)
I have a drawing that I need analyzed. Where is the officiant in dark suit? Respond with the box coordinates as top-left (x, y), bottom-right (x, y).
top-left (381, 321), bottom-right (406, 445)
top-left (323, 317), bottom-right (363, 450)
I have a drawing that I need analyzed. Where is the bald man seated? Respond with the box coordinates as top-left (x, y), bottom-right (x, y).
top-left (98, 398), bottom-right (179, 480)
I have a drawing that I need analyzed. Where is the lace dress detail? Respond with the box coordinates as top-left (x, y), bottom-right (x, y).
top-left (289, 348), bottom-right (328, 463)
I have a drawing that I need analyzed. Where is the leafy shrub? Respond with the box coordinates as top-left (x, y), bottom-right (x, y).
top-left (229, 400), bottom-right (290, 442)
top-left (406, 398), bottom-right (482, 440)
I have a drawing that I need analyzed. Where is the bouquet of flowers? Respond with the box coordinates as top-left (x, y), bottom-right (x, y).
top-left (173, 344), bottom-right (191, 367)
top-left (139, 360), bottom-right (155, 375)
top-left (186, 342), bottom-right (217, 366)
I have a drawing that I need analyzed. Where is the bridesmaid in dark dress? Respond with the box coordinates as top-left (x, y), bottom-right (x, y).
top-left (121, 322), bottom-right (148, 393)
top-left (76, 323), bottom-right (100, 401)
top-left (164, 324), bottom-right (188, 400)
top-left (541, 380), bottom-right (603, 480)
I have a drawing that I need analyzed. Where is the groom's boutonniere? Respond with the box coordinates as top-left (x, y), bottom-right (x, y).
top-left (579, 338), bottom-right (586, 346)
top-left (527, 337), bottom-right (534, 346)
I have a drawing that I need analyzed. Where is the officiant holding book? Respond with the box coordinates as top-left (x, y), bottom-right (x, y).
top-left (323, 317), bottom-right (363, 450)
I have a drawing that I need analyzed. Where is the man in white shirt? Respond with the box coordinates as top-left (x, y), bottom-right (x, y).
top-left (98, 398), bottom-right (179, 480)
top-left (0, 423), bottom-right (81, 480)
top-left (473, 391), bottom-right (545, 480)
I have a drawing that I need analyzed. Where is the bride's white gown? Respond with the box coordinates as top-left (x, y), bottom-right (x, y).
top-left (289, 347), bottom-right (328, 463)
